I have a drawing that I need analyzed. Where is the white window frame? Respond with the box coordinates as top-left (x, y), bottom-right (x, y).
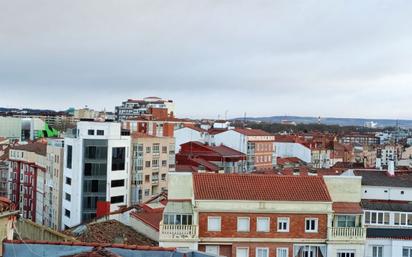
top-left (237, 217), bottom-right (250, 232)
top-left (205, 245), bottom-right (219, 255)
top-left (236, 247), bottom-right (249, 257)
top-left (255, 247), bottom-right (269, 257)
top-left (337, 251), bottom-right (355, 257)
top-left (207, 216), bottom-right (221, 232)
top-left (277, 217), bottom-right (290, 232)
top-left (372, 245), bottom-right (383, 257)
top-left (276, 248), bottom-right (289, 257)
top-left (305, 218), bottom-right (318, 233)
top-left (256, 217), bottom-right (270, 232)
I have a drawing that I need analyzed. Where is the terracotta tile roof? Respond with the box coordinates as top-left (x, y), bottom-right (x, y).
top-left (193, 173), bottom-right (331, 202)
top-left (233, 128), bottom-right (273, 137)
top-left (130, 210), bottom-right (163, 231)
top-left (332, 202), bottom-right (362, 214)
top-left (11, 142), bottom-right (47, 156)
top-left (65, 220), bottom-right (157, 246)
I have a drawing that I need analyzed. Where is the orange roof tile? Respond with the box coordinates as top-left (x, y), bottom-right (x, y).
top-left (193, 173), bottom-right (331, 202)
top-left (332, 202), bottom-right (362, 214)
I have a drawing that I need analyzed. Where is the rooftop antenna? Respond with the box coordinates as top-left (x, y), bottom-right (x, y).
top-left (225, 110), bottom-right (228, 121)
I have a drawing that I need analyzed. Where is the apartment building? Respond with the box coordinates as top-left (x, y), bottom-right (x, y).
top-left (213, 128), bottom-right (275, 171)
top-left (62, 121), bottom-right (131, 229)
top-left (274, 135), bottom-right (311, 163)
top-left (339, 134), bottom-right (380, 146)
top-left (8, 142), bottom-right (47, 223)
top-left (115, 97), bottom-right (175, 121)
top-left (130, 132), bottom-right (175, 204)
top-left (0, 138), bottom-right (10, 197)
top-left (44, 138), bottom-right (64, 230)
top-left (159, 172), bottom-right (366, 257)
top-left (343, 168), bottom-right (412, 257)
top-left (377, 144), bottom-right (402, 167)
top-left (176, 141), bottom-right (246, 173)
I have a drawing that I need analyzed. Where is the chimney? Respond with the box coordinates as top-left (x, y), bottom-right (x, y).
top-left (388, 160), bottom-right (395, 176)
top-left (375, 158), bottom-right (382, 170)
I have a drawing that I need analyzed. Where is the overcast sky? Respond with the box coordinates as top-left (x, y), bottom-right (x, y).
top-left (1, 0), bottom-right (412, 119)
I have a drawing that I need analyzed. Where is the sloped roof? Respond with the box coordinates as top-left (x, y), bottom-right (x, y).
top-left (332, 202), bottom-right (362, 214)
top-left (233, 128), bottom-right (273, 137)
top-left (11, 142), bottom-right (47, 156)
top-left (193, 173), bottom-right (331, 202)
top-left (353, 169), bottom-right (412, 188)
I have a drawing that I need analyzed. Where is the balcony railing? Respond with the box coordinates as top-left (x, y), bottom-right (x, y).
top-left (328, 227), bottom-right (366, 240)
top-left (159, 224), bottom-right (198, 240)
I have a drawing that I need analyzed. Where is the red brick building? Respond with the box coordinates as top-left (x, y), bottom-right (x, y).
top-left (176, 141), bottom-right (246, 173)
top-left (160, 173), bottom-right (366, 257)
top-left (8, 142), bottom-right (47, 222)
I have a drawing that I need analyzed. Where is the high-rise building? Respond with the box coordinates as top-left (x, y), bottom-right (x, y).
top-left (115, 97), bottom-right (175, 121)
top-left (62, 121), bottom-right (131, 229)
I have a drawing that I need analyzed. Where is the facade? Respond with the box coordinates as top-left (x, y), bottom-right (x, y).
top-left (377, 144), bottom-right (402, 167)
top-left (174, 126), bottom-right (206, 152)
top-left (44, 138), bottom-right (64, 230)
top-left (130, 133), bottom-right (175, 204)
top-left (0, 138), bottom-right (10, 197)
top-left (213, 128), bottom-right (275, 171)
top-left (274, 138), bottom-right (311, 164)
top-left (160, 173), bottom-right (366, 257)
top-left (115, 97), bottom-right (175, 121)
top-left (62, 121), bottom-right (131, 229)
top-left (344, 169), bottom-right (412, 257)
top-left (8, 142), bottom-right (47, 223)
top-left (176, 141), bottom-right (247, 173)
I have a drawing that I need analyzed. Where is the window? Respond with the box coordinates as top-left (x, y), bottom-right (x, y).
top-left (256, 248), bottom-right (268, 257)
top-left (153, 143), bottom-right (160, 154)
top-left (146, 147), bottom-right (151, 153)
top-left (336, 215), bottom-right (356, 227)
top-left (65, 177), bottom-right (72, 185)
top-left (277, 217), bottom-right (289, 232)
top-left (162, 146), bottom-right (167, 154)
top-left (162, 160), bottom-right (167, 167)
top-left (305, 218), bottom-right (318, 232)
top-left (152, 159), bottom-right (159, 168)
top-left (276, 248), bottom-right (288, 257)
top-left (236, 248), bottom-right (249, 257)
top-left (237, 217), bottom-right (250, 232)
top-left (372, 246), bottom-right (383, 257)
top-left (110, 195), bottom-right (124, 204)
top-left (88, 129), bottom-right (94, 135)
top-left (111, 179), bottom-right (125, 187)
top-left (404, 247), bottom-right (412, 257)
top-left (163, 214), bottom-right (193, 225)
top-left (65, 193), bottom-right (71, 202)
top-left (67, 145), bottom-right (72, 169)
top-left (205, 246), bottom-right (219, 255)
top-left (161, 173), bottom-right (167, 181)
top-left (97, 130), bottom-right (104, 136)
top-left (207, 216), bottom-right (221, 231)
top-left (366, 211), bottom-right (390, 225)
top-left (145, 161), bottom-right (151, 168)
top-left (112, 147), bottom-right (125, 170)
top-left (65, 209), bottom-right (70, 218)
top-left (144, 189), bottom-right (150, 196)
top-left (337, 252), bottom-right (354, 257)
top-left (257, 217), bottom-right (270, 232)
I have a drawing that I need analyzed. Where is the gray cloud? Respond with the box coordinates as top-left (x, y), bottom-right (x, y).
top-left (1, 0), bottom-right (412, 119)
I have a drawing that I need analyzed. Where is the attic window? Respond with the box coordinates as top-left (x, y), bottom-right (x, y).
top-left (384, 190), bottom-right (388, 193)
top-left (364, 190), bottom-right (367, 193)
top-left (401, 191), bottom-right (405, 195)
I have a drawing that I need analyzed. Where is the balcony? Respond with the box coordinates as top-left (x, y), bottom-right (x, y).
top-left (159, 223), bottom-right (198, 240)
top-left (328, 227), bottom-right (366, 241)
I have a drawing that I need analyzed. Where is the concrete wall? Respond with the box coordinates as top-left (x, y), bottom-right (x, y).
top-left (168, 172), bottom-right (194, 200)
top-left (0, 117), bottom-right (22, 140)
top-left (175, 127), bottom-right (204, 152)
top-left (16, 219), bottom-right (77, 242)
top-left (323, 176), bottom-right (362, 203)
top-left (362, 185), bottom-right (412, 201)
top-left (274, 142), bottom-right (311, 163)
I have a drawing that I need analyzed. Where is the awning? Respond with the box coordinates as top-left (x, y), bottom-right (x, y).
top-left (333, 202), bottom-right (363, 214)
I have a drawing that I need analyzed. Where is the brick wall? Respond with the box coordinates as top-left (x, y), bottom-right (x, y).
top-left (198, 212), bottom-right (327, 239)
top-left (199, 243), bottom-right (294, 257)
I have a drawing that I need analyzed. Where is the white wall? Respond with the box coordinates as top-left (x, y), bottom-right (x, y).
top-left (174, 127), bottom-right (203, 152)
top-left (362, 185), bottom-right (412, 201)
top-left (274, 142), bottom-right (311, 163)
top-left (213, 130), bottom-right (247, 154)
top-left (365, 238), bottom-right (412, 257)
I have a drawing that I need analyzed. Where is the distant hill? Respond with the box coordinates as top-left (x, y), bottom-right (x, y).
top-left (234, 116), bottom-right (412, 128)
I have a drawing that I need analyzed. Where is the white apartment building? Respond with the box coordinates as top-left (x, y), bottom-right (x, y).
top-left (343, 168), bottom-right (412, 257)
top-left (62, 121), bottom-right (131, 229)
